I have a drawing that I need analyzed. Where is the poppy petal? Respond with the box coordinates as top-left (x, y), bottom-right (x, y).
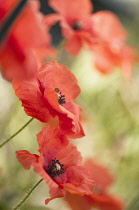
top-left (84, 159), bottom-right (114, 190)
top-left (39, 60), bottom-right (81, 102)
top-left (91, 11), bottom-right (127, 44)
top-left (16, 150), bottom-right (38, 169)
top-left (12, 78), bottom-right (54, 122)
top-left (37, 126), bottom-right (82, 167)
top-left (49, 0), bottom-right (93, 20)
top-left (64, 35), bottom-right (83, 55)
top-left (62, 166), bottom-right (95, 195)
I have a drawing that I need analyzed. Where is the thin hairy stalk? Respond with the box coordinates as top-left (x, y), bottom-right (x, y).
top-left (13, 178), bottom-right (43, 210)
top-left (127, 192), bottom-right (139, 210)
top-left (0, 117), bottom-right (34, 148)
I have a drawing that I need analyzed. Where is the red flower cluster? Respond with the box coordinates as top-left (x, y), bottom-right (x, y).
top-left (16, 126), bottom-right (95, 204)
top-left (46, 0), bottom-right (137, 78)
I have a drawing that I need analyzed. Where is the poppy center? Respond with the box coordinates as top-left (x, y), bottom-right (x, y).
top-left (47, 158), bottom-right (66, 177)
top-left (72, 21), bottom-right (83, 31)
top-left (55, 88), bottom-right (66, 105)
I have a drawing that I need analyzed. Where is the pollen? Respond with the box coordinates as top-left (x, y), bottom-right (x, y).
top-left (54, 88), bottom-right (66, 105)
top-left (47, 158), bottom-right (66, 178)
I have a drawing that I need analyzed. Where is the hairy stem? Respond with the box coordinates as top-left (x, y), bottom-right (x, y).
top-left (0, 117), bottom-right (34, 148)
top-left (13, 178), bottom-right (43, 210)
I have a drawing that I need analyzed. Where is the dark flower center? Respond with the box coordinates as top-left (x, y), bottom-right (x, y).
top-left (55, 88), bottom-right (66, 105)
top-left (47, 158), bottom-right (66, 178)
top-left (72, 21), bottom-right (83, 31)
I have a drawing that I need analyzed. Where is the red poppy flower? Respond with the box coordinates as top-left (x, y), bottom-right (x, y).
top-left (0, 0), bottom-right (53, 81)
top-left (46, 0), bottom-right (94, 55)
top-left (47, 0), bottom-right (126, 54)
top-left (92, 43), bottom-right (136, 79)
top-left (46, 0), bottom-right (136, 77)
top-left (16, 126), bottom-right (95, 204)
top-left (65, 159), bottom-right (124, 210)
top-left (12, 60), bottom-right (84, 138)
top-left (90, 11), bottom-right (137, 79)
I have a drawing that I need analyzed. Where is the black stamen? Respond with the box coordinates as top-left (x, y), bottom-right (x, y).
top-left (54, 88), bottom-right (66, 105)
top-left (55, 88), bottom-right (60, 93)
top-left (47, 158), bottom-right (66, 178)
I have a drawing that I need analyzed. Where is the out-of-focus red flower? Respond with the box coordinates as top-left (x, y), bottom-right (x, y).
top-left (46, 0), bottom-right (94, 55)
top-left (0, 0), bottom-right (53, 81)
top-left (92, 43), bottom-right (136, 80)
top-left (46, 0), bottom-right (137, 77)
top-left (47, 0), bottom-right (126, 54)
top-left (12, 60), bottom-right (84, 138)
top-left (65, 159), bottom-right (124, 210)
top-left (90, 11), bottom-right (136, 79)
top-left (16, 126), bottom-right (95, 204)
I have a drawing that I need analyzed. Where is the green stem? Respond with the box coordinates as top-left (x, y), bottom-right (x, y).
top-left (0, 117), bottom-right (34, 148)
top-left (13, 178), bottom-right (43, 210)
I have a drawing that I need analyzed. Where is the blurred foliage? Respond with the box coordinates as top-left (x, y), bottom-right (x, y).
top-left (71, 49), bottom-right (139, 210)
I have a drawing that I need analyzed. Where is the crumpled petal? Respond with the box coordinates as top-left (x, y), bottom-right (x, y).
top-left (62, 166), bottom-right (95, 195)
top-left (39, 60), bottom-right (81, 102)
top-left (16, 150), bottom-right (39, 169)
top-left (37, 126), bottom-right (82, 168)
top-left (12, 78), bottom-right (54, 122)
